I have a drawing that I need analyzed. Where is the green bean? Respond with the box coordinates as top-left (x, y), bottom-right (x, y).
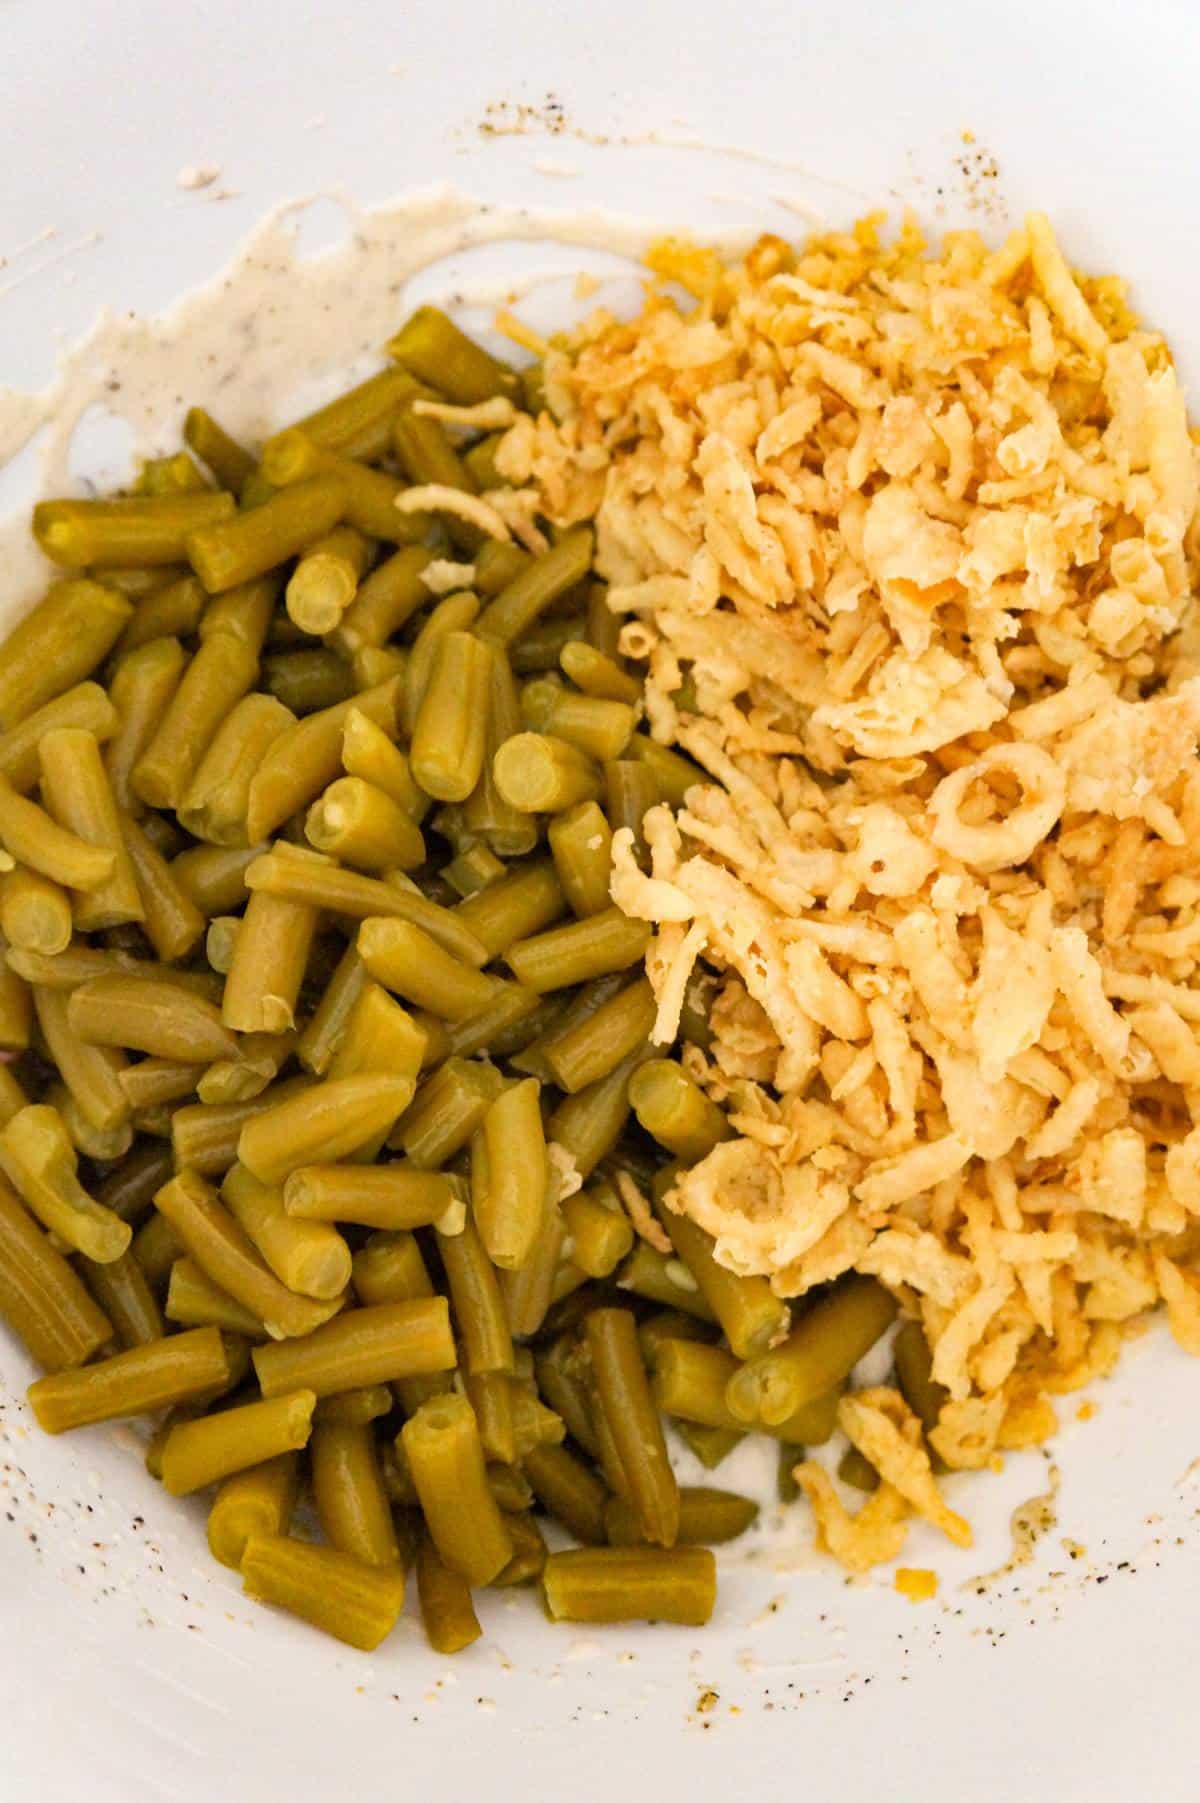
top-left (270, 365), bottom-right (425, 463)
top-left (606, 1485), bottom-right (758, 1548)
top-left (314, 1385), bottom-right (393, 1426)
top-left (385, 306), bottom-right (517, 405)
top-left (510, 974), bottom-right (623, 1081)
top-left (559, 640), bottom-right (641, 704)
top-left (532, 1336), bottom-right (599, 1454)
top-left (186, 474), bottom-right (345, 592)
top-left (463, 644), bottom-right (537, 858)
top-left (725, 1276), bottom-right (897, 1428)
top-left (198, 575), bottom-right (280, 653)
top-left (171, 843), bottom-right (263, 918)
top-left (165, 1258), bottom-right (267, 1338)
top-left (153, 1169), bottom-right (344, 1339)
top-left (654, 1198), bottom-right (790, 1362)
top-left (0, 683), bottom-right (118, 795)
top-left (47, 1078), bottom-right (132, 1162)
top-left (894, 1318), bottom-right (948, 1462)
top-left (392, 407), bottom-right (480, 541)
top-left (402, 590), bottom-right (480, 738)
top-left (199, 1027), bottom-right (295, 1106)
top-left (561, 1188), bottom-right (634, 1280)
top-left (103, 563), bottom-right (187, 599)
top-left (68, 973), bottom-right (236, 1063)
top-left (351, 1229), bottom-right (432, 1309)
top-left (491, 1510), bottom-right (547, 1588)
top-left (178, 694), bottom-right (295, 847)
top-left (27, 1324), bottom-right (232, 1433)
top-left (510, 616), bottom-right (586, 677)
top-left (0, 960), bottom-right (31, 1054)
top-left (254, 1296), bottom-right (454, 1398)
top-left (284, 526), bottom-right (371, 635)
top-left (357, 917), bottom-right (497, 1021)
top-left (409, 631), bottom-right (492, 805)
top-left (247, 848), bottom-right (487, 970)
top-left (341, 708), bottom-right (427, 821)
top-left (545, 978), bottom-right (656, 1096)
top-left (117, 573), bottom-right (208, 655)
top-left (626, 733), bottom-right (704, 808)
top-left (95, 1140), bottom-right (174, 1225)
top-left (296, 947), bottom-right (364, 1078)
top-left (446, 866), bottom-right (559, 965)
top-left (283, 1163), bottom-right (451, 1232)
top-left (392, 1058), bottom-right (503, 1168)
top-left (32, 986), bottom-right (129, 1135)
top-left (184, 407), bottom-right (257, 494)
top-left (652, 1338), bottom-right (838, 1445)
top-left (78, 1249), bottom-right (164, 1349)
top-left (676, 1422), bottom-right (745, 1470)
top-left (263, 648), bottom-right (355, 715)
top-left (0, 1063), bottom-right (27, 1134)
top-left (542, 1545), bottom-right (715, 1626)
top-left (416, 1529), bottom-right (482, 1654)
top-left (547, 801), bottom-right (614, 920)
top-left (263, 437), bottom-right (432, 544)
top-left (105, 639), bottom-right (186, 818)
top-left (119, 1059), bottom-right (198, 1113)
top-left (604, 761), bottom-right (658, 867)
top-left (130, 1210), bottom-right (183, 1287)
top-left (242, 1532), bottom-right (406, 1650)
top-left (244, 677), bottom-right (400, 843)
top-left (207, 1453), bottom-right (300, 1570)
top-left (401, 1392), bottom-right (512, 1584)
top-left (34, 493), bottom-right (234, 569)
top-left (238, 1073), bottom-right (413, 1186)
top-left (221, 1162), bottom-right (352, 1302)
top-left (437, 1214), bottom-right (513, 1375)
top-left (838, 1446), bottom-right (881, 1493)
top-left (548, 1046), bottom-right (646, 1183)
top-left (12, 943), bottom-right (208, 994)
top-left (37, 727), bottom-right (143, 929)
top-left (133, 451), bottom-right (210, 495)
top-left (474, 537), bottom-right (529, 597)
top-left (306, 776), bottom-right (425, 873)
top-left (474, 1079), bottom-right (546, 1272)
top-left (459, 1369), bottom-right (514, 1465)
top-left (221, 890), bottom-right (318, 1036)
top-left (507, 906), bottom-right (650, 996)
top-left (415, 981), bottom-right (539, 1067)
top-left (628, 1060), bottom-right (730, 1164)
top-left (132, 632), bottom-right (259, 810)
top-left (0, 868), bottom-right (72, 957)
top-left (0, 777), bottom-right (114, 893)
top-left (0, 575), bottom-right (129, 730)
top-left (162, 1389), bottom-right (316, 1497)
top-left (444, 842), bottom-right (506, 899)
top-left (585, 1308), bottom-right (679, 1546)
top-left (0, 1105), bottom-right (131, 1263)
top-left (330, 545), bottom-right (433, 657)
top-left (311, 1418), bottom-right (399, 1566)
top-left (324, 983), bottom-right (426, 1087)
top-left (492, 732), bottom-right (601, 815)
top-left (618, 1242), bottom-right (716, 1322)
top-left (476, 529), bottom-right (594, 647)
top-left (525, 1444), bottom-right (610, 1548)
top-left (522, 681), bottom-right (636, 764)
top-left (0, 1174), bottom-right (113, 1371)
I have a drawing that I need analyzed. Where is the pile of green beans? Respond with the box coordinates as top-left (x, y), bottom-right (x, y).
top-left (0, 307), bottom-right (922, 1655)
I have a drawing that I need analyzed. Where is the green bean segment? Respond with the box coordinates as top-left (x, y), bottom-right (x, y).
top-left (542, 1546), bottom-right (716, 1627)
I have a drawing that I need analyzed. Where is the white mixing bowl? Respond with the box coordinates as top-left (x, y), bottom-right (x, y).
top-left (3, 3), bottom-right (1199, 1796)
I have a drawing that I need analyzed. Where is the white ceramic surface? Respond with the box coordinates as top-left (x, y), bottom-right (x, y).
top-left (3, 3), bottom-right (1200, 1797)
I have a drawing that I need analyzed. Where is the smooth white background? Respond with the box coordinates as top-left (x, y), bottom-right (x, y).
top-left (2, 2), bottom-right (1199, 1796)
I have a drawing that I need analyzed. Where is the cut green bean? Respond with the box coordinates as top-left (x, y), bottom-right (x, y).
top-left (474, 537), bottom-right (529, 597)
top-left (341, 708), bottom-right (428, 821)
top-left (492, 1510), bottom-right (547, 1587)
top-left (416, 980), bottom-right (541, 1065)
top-left (493, 732), bottom-right (602, 814)
top-left (132, 632), bottom-right (259, 810)
top-left (542, 1545), bottom-right (715, 1627)
top-left (604, 760), bottom-right (658, 864)
top-left (465, 1370), bottom-right (517, 1464)
top-left (401, 1392), bottom-right (513, 1585)
top-left (562, 1187), bottom-right (635, 1278)
top-left (654, 1198), bottom-right (790, 1362)
top-left (69, 973), bottom-right (236, 1063)
top-left (326, 982), bottom-right (427, 1084)
top-left (241, 1533), bottom-right (406, 1651)
top-left (392, 1058), bottom-right (503, 1168)
top-left (121, 816), bottom-right (208, 964)
top-left (311, 1417), bottom-right (399, 1565)
top-left (33, 987), bottom-right (130, 1135)
top-left (331, 545), bottom-right (433, 657)
top-left (0, 1175), bottom-right (113, 1371)
top-left (410, 631), bottom-right (491, 804)
top-left (438, 1214), bottom-right (514, 1374)
top-left (119, 1059), bottom-right (199, 1112)
top-left (475, 529), bottom-right (594, 647)
top-left (27, 1325), bottom-right (232, 1433)
top-left (179, 693), bottom-right (295, 847)
top-left (306, 776), bottom-right (425, 873)
top-left (207, 1453), bottom-right (300, 1570)
top-left (628, 1060), bottom-right (731, 1163)
top-left (247, 846), bottom-right (486, 965)
top-left (261, 436), bottom-right (432, 543)
top-left (546, 978), bottom-right (657, 1094)
top-left (351, 1229), bottom-right (433, 1308)
top-left (165, 1258), bottom-right (267, 1338)
top-left (222, 889), bottom-right (318, 1035)
top-left (0, 1105), bottom-right (131, 1263)
top-left (95, 1141), bottom-right (174, 1225)
top-left (510, 614), bottom-right (585, 676)
top-left (475, 1079), bottom-right (546, 1271)
top-left (184, 407), bottom-right (257, 494)
top-left (244, 678), bottom-right (400, 844)
top-left (548, 1046), bottom-right (646, 1183)
top-left (507, 906), bottom-right (649, 993)
top-left (452, 861), bottom-right (564, 961)
top-left (130, 1210), bottom-right (184, 1288)
top-left (254, 1296), bottom-right (455, 1398)
top-left (626, 733), bottom-right (705, 808)
top-left (286, 526), bottom-right (372, 635)
top-left (358, 917), bottom-right (497, 1021)
top-left (402, 589), bottom-right (480, 738)
top-left (676, 1422), bottom-right (745, 1470)
top-left (222, 1162), bottom-right (352, 1301)
top-left (263, 648), bottom-right (355, 715)
top-left (463, 644), bottom-right (537, 858)
top-left (38, 727), bottom-right (144, 930)
top-left (187, 475), bottom-right (346, 593)
top-left (105, 638), bottom-right (186, 818)
top-left (605, 1485), bottom-right (759, 1547)
top-left (416, 1529), bottom-right (483, 1654)
top-left (724, 1276), bottom-right (898, 1428)
top-left (0, 776), bottom-right (116, 894)
top-left (511, 973), bottom-right (625, 1081)
top-left (0, 868), bottom-right (72, 957)
top-left (171, 843), bottom-right (263, 917)
top-left (162, 1389), bottom-right (316, 1496)
top-left (314, 1384), bottom-right (393, 1426)
top-left (35, 493), bottom-right (234, 568)
top-left (79, 1249), bottom-right (164, 1349)
top-left (238, 1073), bottom-right (413, 1186)
top-left (386, 307), bottom-right (518, 405)
top-left (284, 1163), bottom-right (453, 1230)
top-left (153, 1169), bottom-right (344, 1340)
top-left (559, 640), bottom-right (641, 704)
top-left (586, 1308), bottom-right (679, 1547)
top-left (0, 683), bottom-right (118, 794)
top-left (894, 1319), bottom-right (949, 1441)
top-left (522, 681), bottom-right (636, 763)
top-left (269, 365), bottom-right (425, 463)
top-left (117, 573), bottom-right (208, 654)
top-left (618, 1242), bottom-right (717, 1322)
top-left (548, 801), bottom-right (614, 919)
top-left (0, 579), bottom-right (133, 726)
top-left (198, 575), bottom-right (279, 653)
